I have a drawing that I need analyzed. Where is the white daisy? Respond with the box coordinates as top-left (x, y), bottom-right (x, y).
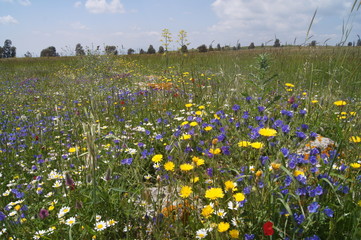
top-left (196, 228), bottom-right (208, 239)
top-left (65, 217), bottom-right (76, 226)
top-left (94, 221), bottom-right (107, 231)
top-left (58, 206), bottom-right (70, 218)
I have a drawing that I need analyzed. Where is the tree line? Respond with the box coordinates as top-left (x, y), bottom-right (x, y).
top-left (1, 33), bottom-right (361, 58)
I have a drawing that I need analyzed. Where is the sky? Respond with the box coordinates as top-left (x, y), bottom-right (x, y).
top-left (1, 0), bottom-right (360, 57)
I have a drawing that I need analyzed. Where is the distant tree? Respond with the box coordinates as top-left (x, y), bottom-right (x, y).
top-left (10, 46), bottom-right (16, 57)
top-left (348, 42), bottom-right (353, 46)
top-left (273, 39), bottom-right (281, 47)
top-left (197, 44), bottom-right (208, 53)
top-left (147, 45), bottom-right (156, 54)
top-left (3, 39), bottom-right (15, 58)
top-left (357, 35), bottom-right (361, 46)
top-left (161, 29), bottom-right (172, 52)
top-left (209, 44), bottom-right (214, 51)
top-left (216, 43), bottom-right (221, 51)
top-left (0, 46), bottom-right (3, 58)
top-left (261, 43), bottom-right (265, 48)
top-left (158, 46), bottom-right (165, 54)
top-left (105, 45), bottom-right (118, 55)
top-left (75, 43), bottom-right (85, 56)
top-left (248, 42), bottom-right (255, 49)
top-left (236, 43), bottom-right (241, 50)
top-left (309, 40), bottom-right (317, 47)
top-left (41, 46), bottom-right (58, 57)
top-left (180, 45), bottom-right (188, 53)
top-left (24, 51), bottom-right (32, 58)
top-left (139, 49), bottom-right (145, 54)
top-left (127, 48), bottom-right (135, 55)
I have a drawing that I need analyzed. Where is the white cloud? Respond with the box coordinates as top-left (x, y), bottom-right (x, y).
top-left (71, 21), bottom-right (89, 30)
top-left (74, 1), bottom-right (82, 8)
top-left (210, 0), bottom-right (354, 45)
top-left (85, 0), bottom-right (125, 14)
top-left (0, 15), bottom-right (18, 24)
top-left (18, 0), bottom-right (30, 6)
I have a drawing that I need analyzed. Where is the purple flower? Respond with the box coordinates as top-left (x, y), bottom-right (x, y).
top-left (121, 158), bottom-right (133, 165)
top-left (308, 202), bottom-right (320, 213)
top-left (244, 234), bottom-right (255, 240)
top-left (206, 168), bottom-right (213, 177)
top-left (299, 109), bottom-right (307, 116)
top-left (305, 235), bottom-right (321, 240)
top-left (0, 211), bottom-right (6, 221)
top-left (38, 208), bottom-right (49, 219)
top-left (295, 131), bottom-right (307, 140)
top-left (232, 104), bottom-right (240, 111)
top-left (323, 207), bottom-right (334, 217)
top-left (281, 147), bottom-right (289, 157)
top-left (293, 213), bottom-right (305, 224)
top-left (257, 106), bottom-right (265, 112)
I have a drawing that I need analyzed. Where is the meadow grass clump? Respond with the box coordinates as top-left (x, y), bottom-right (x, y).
top-left (0, 47), bottom-right (360, 239)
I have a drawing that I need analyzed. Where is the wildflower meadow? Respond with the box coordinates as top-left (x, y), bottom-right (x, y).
top-left (0, 47), bottom-right (360, 239)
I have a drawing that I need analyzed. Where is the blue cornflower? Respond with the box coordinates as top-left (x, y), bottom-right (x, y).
top-left (309, 155), bottom-right (317, 165)
top-left (281, 147), bottom-right (289, 157)
top-left (299, 109), bottom-right (307, 116)
top-left (257, 106), bottom-right (265, 112)
top-left (121, 158), bottom-right (133, 165)
top-left (272, 119), bottom-right (284, 128)
top-left (293, 213), bottom-right (305, 224)
top-left (0, 211), bottom-right (6, 221)
top-left (296, 187), bottom-right (307, 196)
top-left (206, 168), bottom-right (213, 177)
top-left (259, 155), bottom-right (269, 165)
top-left (284, 175), bottom-right (293, 187)
top-left (305, 235), bottom-right (321, 240)
top-left (295, 131), bottom-right (307, 140)
top-left (301, 124), bottom-right (309, 131)
top-left (244, 234), bottom-right (255, 240)
top-left (323, 207), bottom-right (334, 217)
top-left (245, 96), bottom-right (252, 102)
top-left (232, 104), bottom-right (240, 111)
top-left (282, 124), bottom-right (290, 133)
top-left (308, 202), bottom-right (320, 213)
top-left (221, 146), bottom-right (230, 155)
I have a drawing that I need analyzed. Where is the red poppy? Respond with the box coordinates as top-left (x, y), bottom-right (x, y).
top-left (263, 221), bottom-right (274, 236)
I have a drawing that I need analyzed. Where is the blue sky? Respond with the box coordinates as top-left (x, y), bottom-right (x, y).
top-left (1, 0), bottom-right (360, 57)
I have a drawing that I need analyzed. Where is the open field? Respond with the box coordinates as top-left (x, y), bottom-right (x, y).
top-left (0, 47), bottom-right (360, 239)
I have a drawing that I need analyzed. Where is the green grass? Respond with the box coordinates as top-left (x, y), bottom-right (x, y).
top-left (0, 46), bottom-right (360, 239)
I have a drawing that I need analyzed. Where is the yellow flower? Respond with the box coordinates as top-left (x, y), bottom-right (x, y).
top-left (181, 121), bottom-right (189, 126)
top-left (350, 163), bottom-right (361, 169)
top-left (358, 200), bottom-right (361, 207)
top-left (204, 126), bottom-right (213, 131)
top-left (209, 148), bottom-right (221, 155)
top-left (334, 100), bottom-right (347, 106)
top-left (14, 205), bottom-right (21, 211)
top-left (205, 188), bottom-right (224, 200)
top-left (259, 128), bottom-right (277, 137)
top-left (224, 181), bottom-right (236, 191)
top-left (311, 100), bottom-right (319, 103)
top-left (271, 162), bottom-right (281, 170)
top-left (238, 141), bottom-right (251, 147)
top-left (190, 121), bottom-right (198, 126)
top-left (192, 156), bottom-right (205, 166)
top-left (201, 204), bottom-right (214, 218)
top-left (185, 103), bottom-right (193, 108)
top-left (179, 186), bottom-right (192, 198)
top-left (218, 222), bottom-right (230, 232)
top-left (164, 161), bottom-right (175, 171)
top-left (190, 177), bottom-right (199, 183)
top-left (294, 170), bottom-right (305, 177)
top-left (198, 105), bottom-right (205, 110)
top-left (180, 163), bottom-right (194, 171)
top-left (195, 111), bottom-right (202, 116)
top-left (180, 134), bottom-right (192, 140)
top-left (152, 154), bottom-right (163, 163)
top-left (69, 147), bottom-right (77, 153)
top-left (349, 136), bottom-right (361, 143)
top-left (285, 83), bottom-right (295, 88)
top-left (229, 229), bottom-right (240, 238)
top-left (255, 170), bottom-right (263, 177)
top-left (233, 192), bottom-right (245, 202)
top-left (251, 142), bottom-right (264, 149)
